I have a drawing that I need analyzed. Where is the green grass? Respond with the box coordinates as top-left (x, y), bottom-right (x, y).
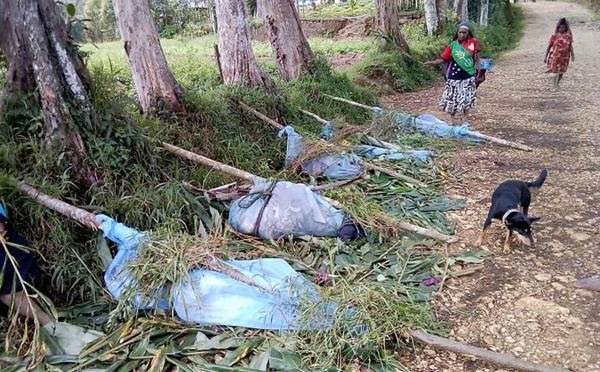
top-left (298, 0), bottom-right (375, 18)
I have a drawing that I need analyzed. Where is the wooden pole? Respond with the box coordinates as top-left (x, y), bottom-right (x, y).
top-left (243, 104), bottom-right (426, 187)
top-left (214, 44), bottom-right (224, 84)
top-left (238, 101), bottom-right (284, 130)
top-left (323, 95), bottom-right (534, 152)
top-left (152, 137), bottom-right (259, 183)
top-left (466, 130), bottom-right (533, 152)
top-left (362, 163), bottom-right (426, 187)
top-left (409, 330), bottom-right (571, 372)
top-left (16, 182), bottom-right (101, 230)
top-left (299, 109), bottom-right (403, 151)
top-left (17, 182), bottom-right (271, 293)
top-left (324, 94), bottom-right (377, 111)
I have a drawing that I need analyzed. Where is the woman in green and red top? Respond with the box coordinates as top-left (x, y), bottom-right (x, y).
top-left (425, 22), bottom-right (481, 125)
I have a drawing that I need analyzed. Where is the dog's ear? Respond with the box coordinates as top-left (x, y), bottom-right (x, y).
top-left (528, 217), bottom-right (541, 223)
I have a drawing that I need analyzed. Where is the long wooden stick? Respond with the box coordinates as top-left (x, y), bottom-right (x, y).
top-left (17, 182), bottom-right (271, 293)
top-left (242, 104), bottom-right (425, 187)
top-left (300, 109), bottom-right (402, 151)
top-left (466, 130), bottom-right (533, 152)
top-left (363, 163), bottom-right (426, 187)
top-left (239, 101), bottom-right (284, 130)
top-left (16, 182), bottom-right (101, 230)
top-left (156, 139), bottom-right (259, 183)
top-left (325, 95), bottom-right (533, 152)
top-left (409, 330), bottom-right (571, 372)
top-left (324, 94), bottom-right (377, 111)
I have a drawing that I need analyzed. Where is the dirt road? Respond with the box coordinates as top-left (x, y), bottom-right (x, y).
top-left (387, 3), bottom-right (600, 371)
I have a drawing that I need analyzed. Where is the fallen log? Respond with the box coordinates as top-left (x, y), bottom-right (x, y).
top-left (15, 182), bottom-right (270, 293)
top-left (240, 102), bottom-right (426, 187)
top-left (324, 94), bottom-right (533, 152)
top-left (409, 330), bottom-right (571, 372)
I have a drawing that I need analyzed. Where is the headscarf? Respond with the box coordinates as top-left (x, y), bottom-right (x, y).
top-left (555, 18), bottom-right (572, 35)
top-left (454, 22), bottom-right (475, 40)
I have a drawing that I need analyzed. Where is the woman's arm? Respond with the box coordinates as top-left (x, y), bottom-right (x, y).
top-left (424, 58), bottom-right (445, 67)
top-left (544, 44), bottom-right (551, 63)
top-left (570, 44), bottom-right (575, 62)
top-left (475, 51), bottom-right (481, 73)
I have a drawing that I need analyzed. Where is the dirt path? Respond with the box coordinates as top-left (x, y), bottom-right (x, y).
top-left (387, 3), bottom-right (600, 371)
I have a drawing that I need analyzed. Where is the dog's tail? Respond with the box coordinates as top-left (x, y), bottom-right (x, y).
top-left (526, 169), bottom-right (547, 189)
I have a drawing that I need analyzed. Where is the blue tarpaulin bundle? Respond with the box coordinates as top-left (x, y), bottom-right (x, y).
top-left (99, 214), bottom-right (333, 330)
top-left (352, 145), bottom-right (432, 162)
top-left (278, 126), bottom-right (363, 179)
top-left (393, 113), bottom-right (483, 142)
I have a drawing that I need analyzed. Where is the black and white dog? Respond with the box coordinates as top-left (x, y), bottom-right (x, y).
top-left (476, 169), bottom-right (547, 254)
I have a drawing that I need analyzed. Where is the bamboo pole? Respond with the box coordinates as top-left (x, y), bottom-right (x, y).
top-left (466, 130), bottom-right (533, 152)
top-left (329, 197), bottom-right (454, 243)
top-left (241, 103), bottom-right (426, 187)
top-left (155, 139), bottom-right (259, 183)
top-left (299, 109), bottom-right (403, 151)
top-left (324, 94), bottom-right (534, 152)
top-left (16, 182), bottom-right (102, 230)
top-left (363, 163), bottom-right (426, 187)
top-left (16, 182), bottom-right (271, 294)
top-left (409, 330), bottom-right (571, 372)
top-left (238, 101), bottom-right (284, 130)
top-left (324, 94), bottom-right (377, 111)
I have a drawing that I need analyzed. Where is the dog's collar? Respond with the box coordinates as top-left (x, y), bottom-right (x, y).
top-left (502, 209), bottom-right (519, 226)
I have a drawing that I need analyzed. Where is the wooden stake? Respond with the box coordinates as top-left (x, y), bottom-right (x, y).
top-left (299, 109), bottom-right (402, 151)
top-left (409, 330), bottom-right (571, 372)
top-left (322, 95), bottom-right (534, 152)
top-left (17, 182), bottom-right (271, 294)
top-left (363, 163), bottom-right (427, 187)
top-left (214, 44), bottom-right (224, 84)
top-left (324, 94), bottom-right (377, 111)
top-left (153, 137), bottom-right (259, 182)
top-left (466, 130), bottom-right (533, 152)
top-left (16, 182), bottom-right (101, 230)
top-left (238, 101), bottom-right (284, 130)
top-left (243, 104), bottom-right (426, 187)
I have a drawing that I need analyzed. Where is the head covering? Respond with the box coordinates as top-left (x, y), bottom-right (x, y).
top-left (454, 22), bottom-right (474, 40)
top-left (0, 202), bottom-right (7, 223)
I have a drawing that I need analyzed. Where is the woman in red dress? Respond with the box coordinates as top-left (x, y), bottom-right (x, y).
top-left (544, 18), bottom-right (575, 91)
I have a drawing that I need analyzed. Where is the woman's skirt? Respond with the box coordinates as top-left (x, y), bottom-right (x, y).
top-left (439, 76), bottom-right (477, 115)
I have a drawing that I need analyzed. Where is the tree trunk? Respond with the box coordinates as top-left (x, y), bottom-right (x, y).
top-left (208, 0), bottom-right (218, 34)
top-left (436, 0), bottom-right (447, 30)
top-left (216, 0), bottom-right (278, 92)
top-left (461, 0), bottom-right (469, 21)
top-left (479, 0), bottom-right (489, 26)
top-left (0, 0), bottom-right (97, 186)
top-left (112, 0), bottom-right (184, 114)
top-left (375, 0), bottom-right (410, 51)
top-left (259, 0), bottom-right (315, 81)
top-left (424, 0), bottom-right (439, 36)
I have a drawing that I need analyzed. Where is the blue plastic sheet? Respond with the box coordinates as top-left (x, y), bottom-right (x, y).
top-left (278, 126), bottom-right (363, 179)
top-left (228, 179), bottom-right (346, 240)
top-left (352, 145), bottom-right (432, 162)
top-left (393, 113), bottom-right (483, 142)
top-left (98, 215), bottom-right (332, 330)
top-left (0, 202), bottom-right (7, 220)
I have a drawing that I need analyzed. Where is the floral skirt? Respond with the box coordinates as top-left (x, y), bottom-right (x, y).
top-left (439, 76), bottom-right (477, 115)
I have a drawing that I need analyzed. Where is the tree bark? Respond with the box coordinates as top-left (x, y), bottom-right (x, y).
top-left (375, 0), bottom-right (410, 51)
top-left (216, 0), bottom-right (278, 92)
top-left (0, 0), bottom-right (98, 186)
top-left (259, 0), bottom-right (315, 80)
top-left (436, 0), bottom-right (447, 30)
top-left (479, 0), bottom-right (489, 26)
top-left (453, 0), bottom-right (468, 21)
top-left (112, 0), bottom-right (184, 114)
top-left (424, 0), bottom-right (440, 36)
top-left (208, 0), bottom-right (218, 34)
